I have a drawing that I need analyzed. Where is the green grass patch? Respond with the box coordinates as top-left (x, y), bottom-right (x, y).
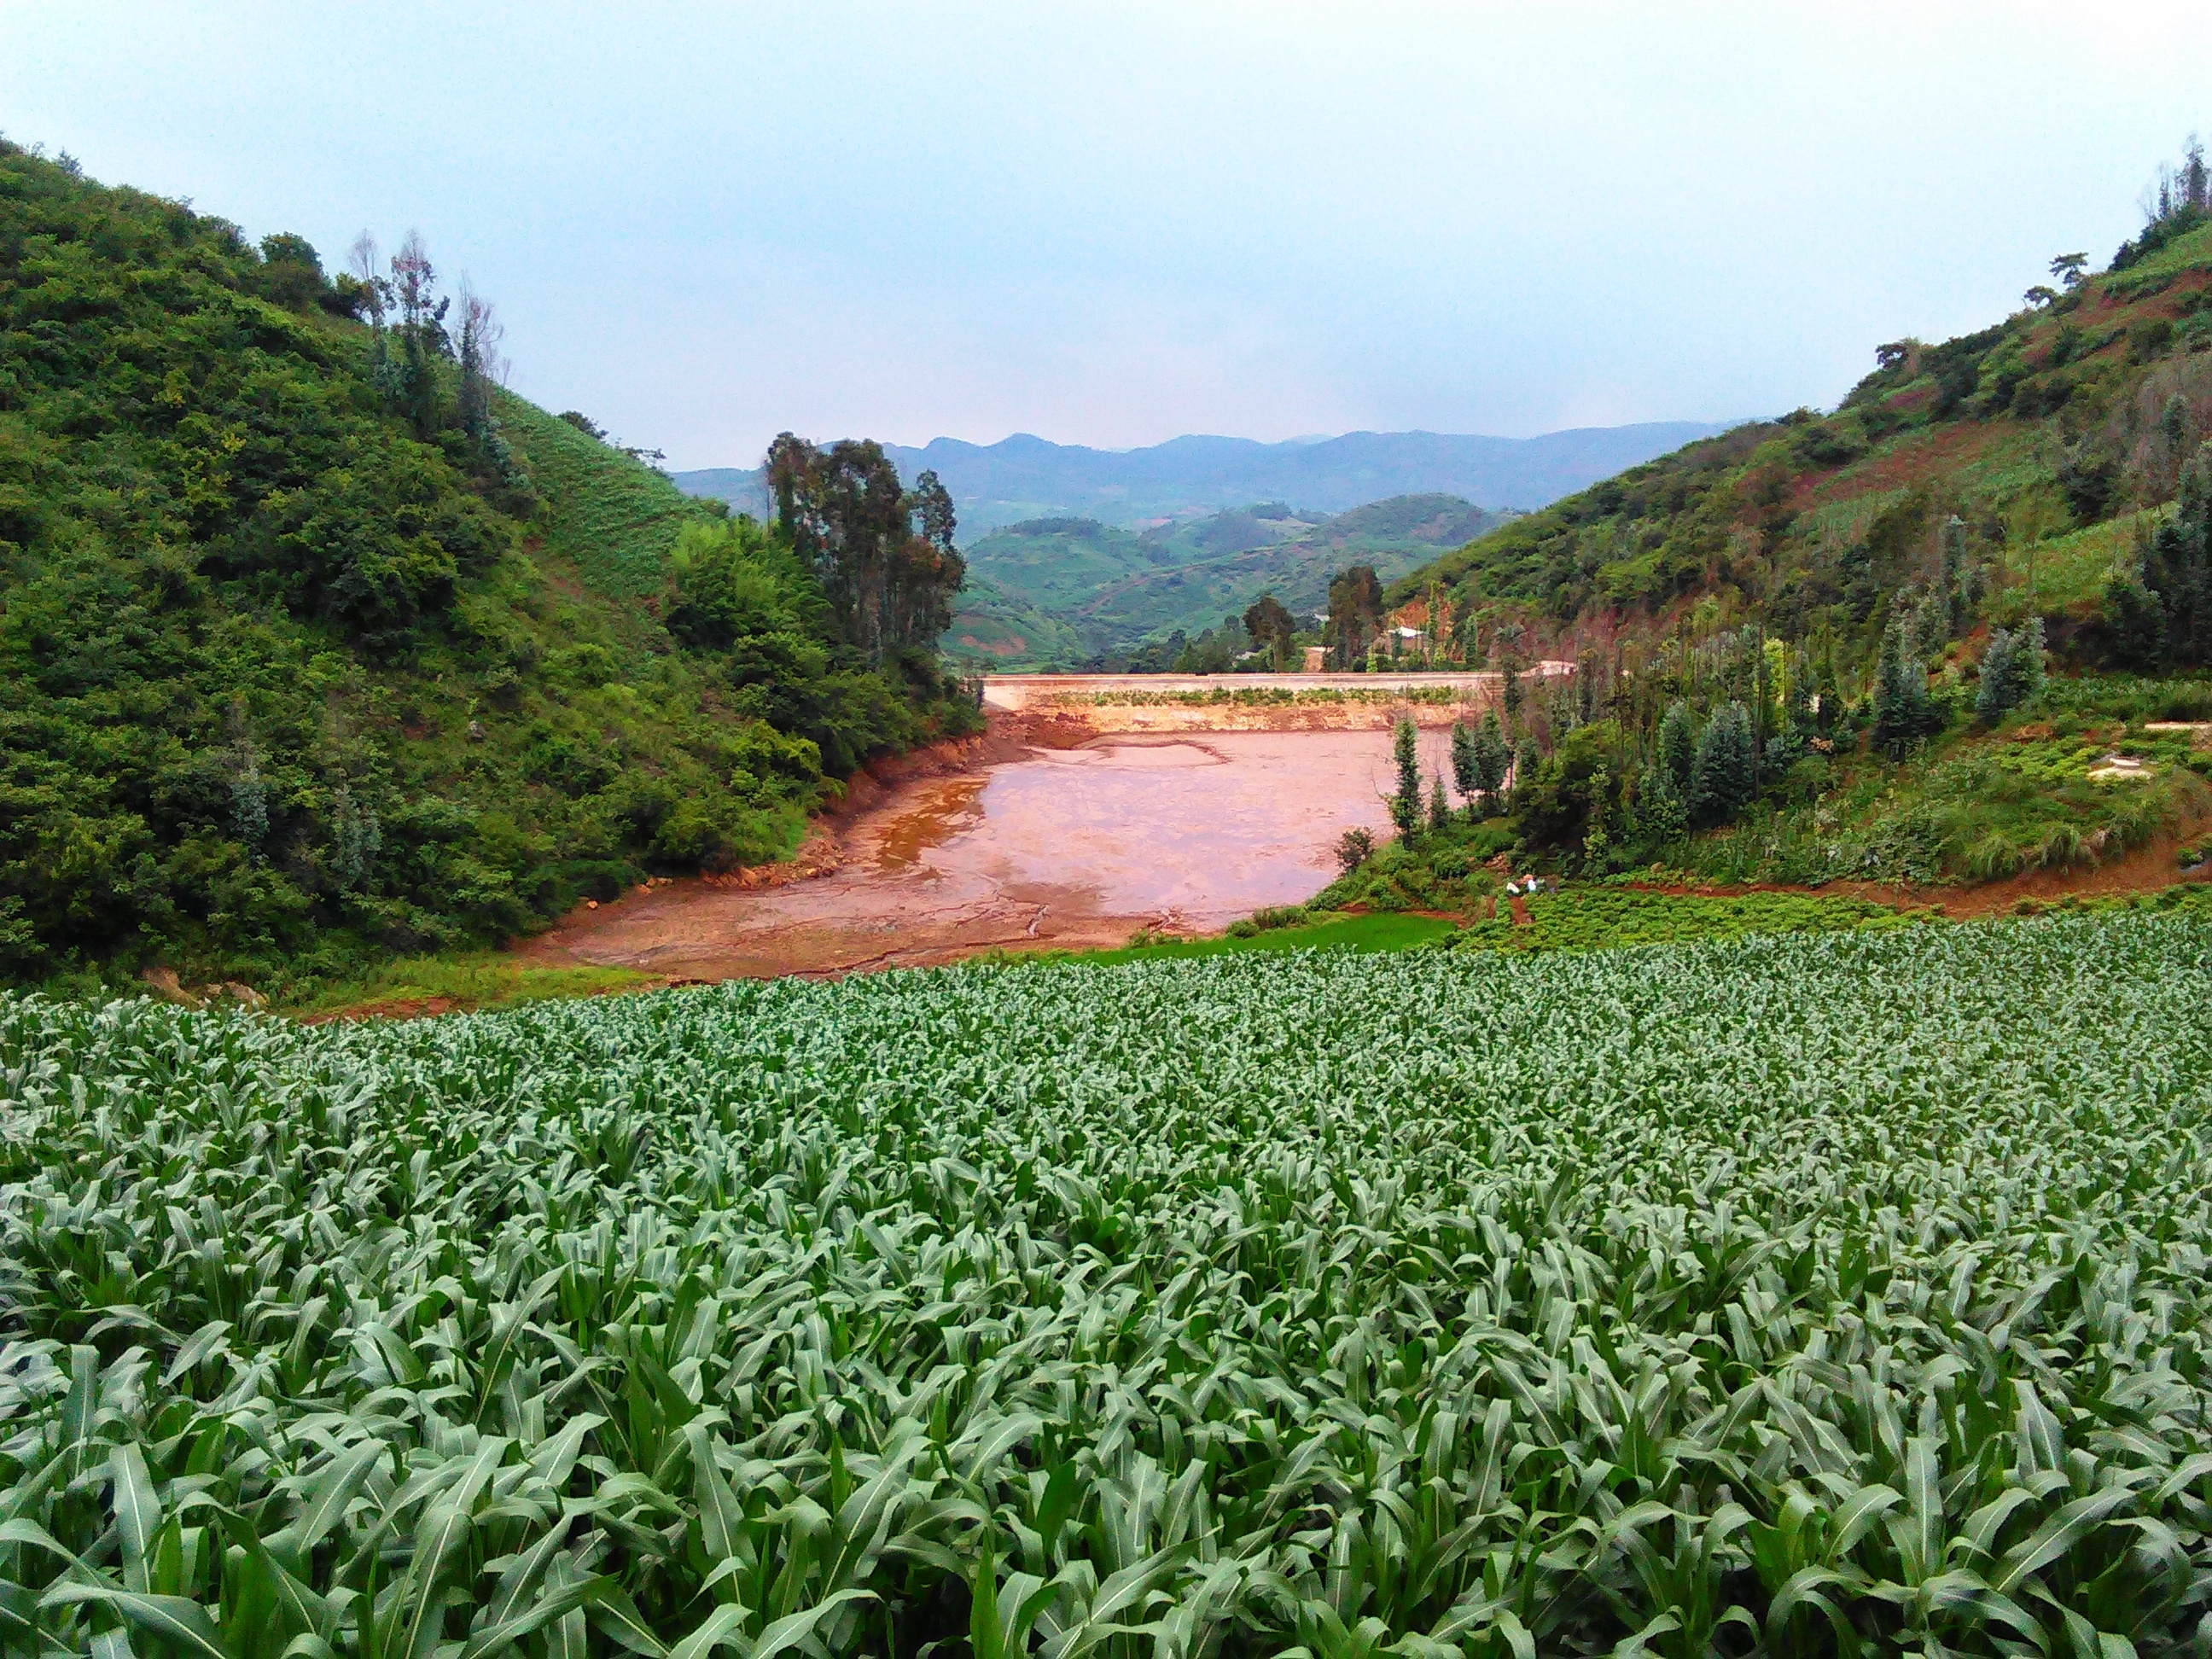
top-left (1313, 818), bottom-right (1515, 912)
top-left (1447, 885), bottom-right (1920, 955)
top-left (284, 951), bottom-right (658, 1018)
top-left (498, 393), bottom-right (716, 599)
top-left (1670, 721), bottom-right (2212, 886)
top-left (992, 910), bottom-right (1458, 969)
top-left (1990, 506), bottom-right (2168, 618)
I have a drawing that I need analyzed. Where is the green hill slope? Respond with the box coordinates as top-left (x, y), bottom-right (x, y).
top-left (1336, 175), bottom-right (2212, 892)
top-left (946, 494), bottom-right (1505, 667)
top-left (0, 141), bottom-right (975, 992)
top-left (1394, 215), bottom-right (2212, 659)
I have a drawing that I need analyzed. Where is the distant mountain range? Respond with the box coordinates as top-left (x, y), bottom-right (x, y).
top-left (672, 422), bottom-right (1737, 540)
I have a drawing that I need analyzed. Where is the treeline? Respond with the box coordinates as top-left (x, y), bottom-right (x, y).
top-left (0, 140), bottom-right (974, 990)
top-left (1364, 585), bottom-right (2047, 877)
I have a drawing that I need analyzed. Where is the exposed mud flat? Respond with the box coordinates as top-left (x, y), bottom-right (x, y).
top-left (516, 722), bottom-right (1455, 980)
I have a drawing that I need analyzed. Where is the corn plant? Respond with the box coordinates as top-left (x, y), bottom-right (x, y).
top-left (3, 912), bottom-right (2212, 1655)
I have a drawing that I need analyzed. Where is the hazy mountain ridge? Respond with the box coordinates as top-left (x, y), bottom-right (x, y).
top-left (673, 422), bottom-right (1733, 539)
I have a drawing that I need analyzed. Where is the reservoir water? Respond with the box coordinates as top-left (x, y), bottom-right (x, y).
top-left (519, 726), bottom-right (1463, 978)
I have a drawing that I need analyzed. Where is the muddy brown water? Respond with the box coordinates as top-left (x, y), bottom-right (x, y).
top-left (519, 728), bottom-right (1459, 979)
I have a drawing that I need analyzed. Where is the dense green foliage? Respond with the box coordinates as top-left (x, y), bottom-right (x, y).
top-left (8, 914), bottom-right (2212, 1654)
top-left (0, 143), bottom-right (975, 991)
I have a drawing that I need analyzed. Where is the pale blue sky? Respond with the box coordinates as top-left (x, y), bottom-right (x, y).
top-left (9, 3), bottom-right (2210, 468)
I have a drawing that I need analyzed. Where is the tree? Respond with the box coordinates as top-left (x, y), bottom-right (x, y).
top-left (667, 519), bottom-right (801, 649)
top-left (1871, 618), bottom-right (1942, 755)
top-left (2101, 568), bottom-right (2166, 667)
top-left (1637, 760), bottom-right (1688, 847)
top-left (454, 284), bottom-right (524, 493)
top-left (2023, 284), bottom-right (2061, 311)
top-left (1326, 567), bottom-right (1383, 668)
top-left (1940, 515), bottom-right (1966, 637)
top-left (386, 230), bottom-right (450, 440)
top-left (558, 410), bottom-right (608, 440)
top-left (1470, 710), bottom-right (1511, 818)
top-left (2051, 252), bottom-right (2089, 289)
top-left (1450, 722), bottom-right (1477, 812)
top-left (1974, 616), bottom-right (2045, 724)
top-left (898, 469), bottom-right (966, 652)
top-left (2141, 444), bottom-right (2212, 665)
top-left (761, 435), bottom-right (966, 667)
top-left (1429, 771), bottom-right (1451, 833)
top-left (1512, 737), bottom-right (1541, 799)
top-left (253, 232), bottom-right (328, 311)
top-left (1656, 700), bottom-right (1697, 801)
top-left (1906, 587), bottom-right (1948, 661)
top-left (1511, 722), bottom-right (1626, 864)
top-left (1688, 702), bottom-right (1756, 828)
top-left (1389, 718), bottom-right (1422, 838)
top-left (1243, 594), bottom-right (1295, 670)
top-left (1335, 827), bottom-right (1375, 873)
top-left (1500, 660), bottom-right (1523, 729)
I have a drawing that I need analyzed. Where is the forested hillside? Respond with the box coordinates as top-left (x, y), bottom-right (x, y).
top-left (946, 494), bottom-right (1504, 667)
top-left (1332, 143), bottom-right (2212, 894)
top-left (1399, 160), bottom-right (2212, 666)
top-left (0, 141), bottom-right (975, 992)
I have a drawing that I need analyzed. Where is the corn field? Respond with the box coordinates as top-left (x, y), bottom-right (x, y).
top-left (5, 915), bottom-right (2212, 1657)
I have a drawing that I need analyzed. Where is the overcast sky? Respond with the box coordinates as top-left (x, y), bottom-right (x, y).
top-left (9, 4), bottom-right (2210, 469)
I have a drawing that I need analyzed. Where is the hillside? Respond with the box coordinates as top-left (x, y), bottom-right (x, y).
top-left (1320, 172), bottom-right (2212, 896)
top-left (0, 142), bottom-right (975, 993)
top-left (1395, 218), bottom-right (2212, 658)
top-left (945, 493), bottom-right (1506, 666)
top-left (673, 420), bottom-right (1726, 535)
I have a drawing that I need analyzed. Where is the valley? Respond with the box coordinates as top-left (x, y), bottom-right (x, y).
top-left (945, 494), bottom-right (1505, 667)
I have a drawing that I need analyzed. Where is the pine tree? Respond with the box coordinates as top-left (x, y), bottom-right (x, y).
top-left (1980, 616), bottom-right (2046, 719)
top-left (1450, 721), bottom-right (1477, 812)
top-left (1656, 700), bottom-right (1697, 800)
top-left (1871, 619), bottom-right (1940, 755)
top-left (2017, 614), bottom-right (2046, 703)
top-left (1429, 771), bottom-right (1451, 833)
top-left (1688, 701), bottom-right (1756, 828)
top-left (1940, 515), bottom-right (1967, 637)
top-left (1512, 737), bottom-right (1541, 797)
top-left (2145, 445), bottom-right (2212, 665)
top-left (1638, 761), bottom-right (1688, 846)
top-left (1389, 718), bottom-right (1422, 838)
top-left (1473, 710), bottom-right (1512, 817)
top-left (1975, 628), bottom-right (2017, 724)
